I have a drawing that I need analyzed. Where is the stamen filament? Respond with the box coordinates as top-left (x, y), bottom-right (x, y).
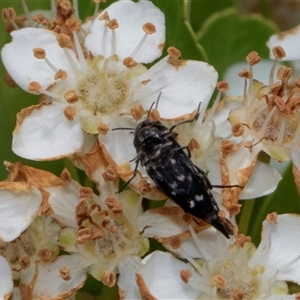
top-left (21, 0), bottom-right (35, 27)
top-left (269, 59), bottom-right (278, 87)
top-left (63, 48), bottom-right (81, 74)
top-left (129, 33), bottom-right (147, 58)
top-left (276, 118), bottom-right (286, 145)
top-left (72, 31), bottom-right (88, 70)
top-left (44, 57), bottom-right (58, 73)
top-left (260, 106), bottom-right (276, 138)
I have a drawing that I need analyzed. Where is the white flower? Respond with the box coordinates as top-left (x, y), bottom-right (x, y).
top-left (1, 0), bottom-right (216, 161)
top-left (136, 213), bottom-right (300, 299)
top-left (225, 51), bottom-right (300, 193)
top-left (46, 167), bottom-right (149, 298)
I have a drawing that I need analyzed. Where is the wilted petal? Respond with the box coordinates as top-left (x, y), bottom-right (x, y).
top-left (0, 256), bottom-right (13, 299)
top-left (1, 28), bottom-right (77, 92)
top-left (13, 102), bottom-right (84, 160)
top-left (0, 183), bottom-right (42, 242)
top-left (85, 0), bottom-right (165, 63)
top-left (134, 58), bottom-right (218, 119)
top-left (268, 25), bottom-right (300, 61)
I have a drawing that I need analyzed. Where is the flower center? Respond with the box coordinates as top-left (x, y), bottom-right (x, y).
top-left (75, 194), bottom-right (146, 260)
top-left (211, 244), bottom-right (263, 300)
top-left (78, 55), bottom-right (131, 115)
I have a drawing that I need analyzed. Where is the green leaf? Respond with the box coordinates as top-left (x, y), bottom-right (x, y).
top-left (196, 7), bottom-right (278, 77)
top-left (151, 0), bottom-right (207, 61)
top-left (187, 0), bottom-right (235, 32)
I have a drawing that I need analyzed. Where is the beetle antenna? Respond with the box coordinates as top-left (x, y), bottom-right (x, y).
top-left (112, 127), bottom-right (135, 131)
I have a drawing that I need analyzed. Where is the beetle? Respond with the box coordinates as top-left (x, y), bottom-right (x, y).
top-left (114, 102), bottom-right (235, 238)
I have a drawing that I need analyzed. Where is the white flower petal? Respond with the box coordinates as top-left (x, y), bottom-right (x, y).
top-left (47, 181), bottom-right (81, 228)
top-left (134, 58), bottom-right (218, 119)
top-left (0, 256), bottom-right (13, 299)
top-left (138, 207), bottom-right (188, 238)
top-left (137, 251), bottom-right (200, 299)
top-left (253, 214), bottom-right (300, 284)
top-left (240, 161), bottom-right (282, 199)
top-left (31, 254), bottom-right (88, 299)
top-left (85, 0), bottom-right (165, 63)
top-left (268, 25), bottom-right (300, 61)
top-left (0, 184), bottom-right (42, 242)
top-left (1, 28), bottom-right (77, 92)
top-left (13, 103), bottom-right (84, 160)
top-left (100, 117), bottom-right (137, 170)
top-left (118, 255), bottom-right (142, 300)
top-left (212, 96), bottom-right (243, 138)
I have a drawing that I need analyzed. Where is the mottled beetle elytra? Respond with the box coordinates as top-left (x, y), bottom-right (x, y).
top-left (113, 98), bottom-right (236, 238)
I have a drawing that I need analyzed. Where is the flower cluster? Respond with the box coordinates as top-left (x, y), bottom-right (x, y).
top-left (0, 0), bottom-right (300, 299)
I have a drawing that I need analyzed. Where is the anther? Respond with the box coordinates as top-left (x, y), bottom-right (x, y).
top-left (276, 66), bottom-right (293, 82)
top-left (56, 0), bottom-right (74, 19)
top-left (212, 275), bottom-right (227, 288)
top-left (130, 104), bottom-right (145, 121)
top-left (59, 266), bottom-right (71, 280)
top-left (167, 47), bottom-right (181, 60)
top-left (238, 68), bottom-right (252, 79)
top-left (170, 236), bottom-right (182, 250)
top-left (77, 228), bottom-right (92, 243)
top-left (1, 7), bottom-right (16, 23)
top-left (79, 187), bottom-right (93, 199)
top-left (217, 81), bottom-right (230, 92)
top-left (235, 234), bottom-right (251, 247)
top-left (232, 289), bottom-right (244, 300)
top-left (28, 81), bottom-right (41, 93)
top-left (102, 271), bottom-right (116, 287)
top-left (272, 46), bottom-right (286, 60)
top-left (64, 90), bottom-right (78, 103)
top-left (137, 180), bottom-right (151, 194)
top-left (123, 57), bottom-right (138, 68)
top-left (227, 203), bottom-right (241, 216)
top-left (32, 14), bottom-right (49, 26)
top-left (149, 108), bottom-right (160, 122)
top-left (232, 123), bottom-right (244, 137)
top-left (102, 165), bottom-right (118, 182)
top-left (97, 122), bottom-right (109, 135)
top-left (61, 168), bottom-right (72, 182)
top-left (180, 269), bottom-right (192, 283)
top-left (246, 51), bottom-right (261, 66)
top-left (37, 248), bottom-right (54, 262)
top-left (63, 106), bottom-right (76, 121)
top-left (54, 69), bottom-right (68, 80)
top-left (142, 22), bottom-right (156, 34)
top-left (57, 33), bottom-right (74, 49)
top-left (19, 257), bottom-right (30, 269)
top-left (106, 19), bottom-right (119, 30)
top-left (188, 138), bottom-right (200, 151)
top-left (99, 11), bottom-right (110, 21)
top-left (266, 212), bottom-right (278, 223)
top-left (294, 78), bottom-right (300, 88)
top-left (65, 18), bottom-right (81, 31)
